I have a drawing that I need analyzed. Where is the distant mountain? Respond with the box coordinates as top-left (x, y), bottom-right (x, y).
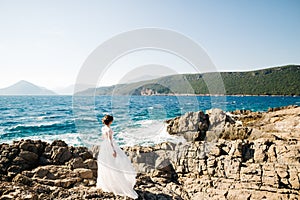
top-left (77, 65), bottom-right (300, 96)
top-left (118, 64), bottom-right (174, 84)
top-left (0, 80), bottom-right (56, 95)
top-left (119, 75), bottom-right (162, 84)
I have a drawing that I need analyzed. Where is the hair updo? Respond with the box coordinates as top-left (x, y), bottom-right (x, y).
top-left (102, 115), bottom-right (113, 125)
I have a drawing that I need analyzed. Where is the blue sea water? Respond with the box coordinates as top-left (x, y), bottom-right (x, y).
top-left (0, 95), bottom-right (299, 147)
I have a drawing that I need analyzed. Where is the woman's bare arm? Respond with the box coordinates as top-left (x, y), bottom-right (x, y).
top-left (108, 129), bottom-right (117, 157)
top-left (109, 130), bottom-right (115, 150)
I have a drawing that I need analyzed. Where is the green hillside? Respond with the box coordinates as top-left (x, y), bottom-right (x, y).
top-left (78, 65), bottom-right (300, 96)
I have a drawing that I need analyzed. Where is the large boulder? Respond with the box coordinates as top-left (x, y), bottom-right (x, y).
top-left (50, 146), bottom-right (72, 164)
top-left (165, 111), bottom-right (209, 141)
top-left (165, 108), bottom-right (251, 142)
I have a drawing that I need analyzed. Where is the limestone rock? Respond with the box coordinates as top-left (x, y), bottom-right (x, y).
top-left (67, 157), bottom-right (85, 169)
top-left (165, 110), bottom-right (209, 141)
top-left (50, 146), bottom-right (72, 164)
top-left (12, 174), bottom-right (32, 185)
top-left (74, 168), bottom-right (93, 179)
top-left (19, 150), bottom-right (39, 163)
top-left (165, 108), bottom-right (252, 142)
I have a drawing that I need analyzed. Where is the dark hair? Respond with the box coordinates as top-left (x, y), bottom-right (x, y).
top-left (102, 115), bottom-right (113, 125)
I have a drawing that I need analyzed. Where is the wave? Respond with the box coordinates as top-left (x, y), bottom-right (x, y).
top-left (117, 120), bottom-right (185, 147)
top-left (36, 115), bottom-right (66, 120)
top-left (4, 120), bottom-right (76, 134)
top-left (36, 116), bottom-right (47, 120)
top-left (75, 117), bottom-right (99, 122)
top-left (0, 121), bottom-right (19, 126)
top-left (137, 119), bottom-right (156, 126)
top-left (1, 132), bottom-right (84, 147)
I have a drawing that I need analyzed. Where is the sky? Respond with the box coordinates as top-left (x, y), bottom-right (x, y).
top-left (0, 0), bottom-right (299, 90)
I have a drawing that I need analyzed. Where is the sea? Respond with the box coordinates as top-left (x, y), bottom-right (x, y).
top-left (0, 95), bottom-right (299, 147)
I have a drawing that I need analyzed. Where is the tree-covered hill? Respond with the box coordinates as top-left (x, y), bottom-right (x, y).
top-left (77, 65), bottom-right (300, 96)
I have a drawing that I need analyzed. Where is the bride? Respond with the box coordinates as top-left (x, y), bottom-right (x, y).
top-left (96, 115), bottom-right (138, 199)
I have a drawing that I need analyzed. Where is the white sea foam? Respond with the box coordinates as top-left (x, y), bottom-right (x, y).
top-left (10, 120), bottom-right (64, 129)
top-left (78, 117), bottom-right (98, 122)
top-left (37, 116), bottom-right (47, 120)
top-left (0, 133), bottom-right (83, 147)
top-left (117, 120), bottom-right (185, 147)
top-left (138, 119), bottom-right (155, 125)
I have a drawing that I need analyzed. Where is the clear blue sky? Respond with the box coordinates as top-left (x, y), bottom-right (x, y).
top-left (0, 0), bottom-right (299, 89)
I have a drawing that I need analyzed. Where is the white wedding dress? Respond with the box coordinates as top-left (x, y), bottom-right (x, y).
top-left (96, 125), bottom-right (138, 199)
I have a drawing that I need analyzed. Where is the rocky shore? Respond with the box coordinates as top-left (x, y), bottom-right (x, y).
top-left (0, 105), bottom-right (299, 199)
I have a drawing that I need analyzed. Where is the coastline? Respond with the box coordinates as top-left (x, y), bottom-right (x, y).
top-left (0, 105), bottom-right (299, 199)
top-left (141, 93), bottom-right (300, 97)
top-left (1, 94), bottom-right (299, 97)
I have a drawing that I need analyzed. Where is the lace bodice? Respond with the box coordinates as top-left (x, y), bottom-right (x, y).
top-left (101, 126), bottom-right (113, 140)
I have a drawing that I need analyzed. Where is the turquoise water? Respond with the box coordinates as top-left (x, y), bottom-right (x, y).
top-left (0, 95), bottom-right (299, 147)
